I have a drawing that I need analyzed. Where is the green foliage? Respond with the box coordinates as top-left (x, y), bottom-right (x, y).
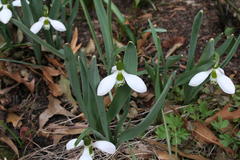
top-left (211, 117), bottom-right (229, 130)
top-left (155, 114), bottom-right (189, 145)
top-left (183, 100), bottom-right (214, 121)
top-left (210, 117), bottom-right (240, 152)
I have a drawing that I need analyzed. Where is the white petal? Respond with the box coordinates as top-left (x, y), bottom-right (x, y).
top-left (79, 147), bottom-right (93, 160)
top-left (66, 139), bottom-right (84, 150)
top-left (188, 70), bottom-right (212, 86)
top-left (49, 19), bottom-right (66, 32)
top-left (30, 18), bottom-right (44, 34)
top-left (97, 73), bottom-right (117, 96)
top-left (111, 66), bottom-right (117, 73)
top-left (12, 0), bottom-right (30, 6)
top-left (0, 6), bottom-right (12, 24)
top-left (93, 141), bottom-right (116, 154)
top-left (12, 0), bottom-right (21, 7)
top-left (216, 69), bottom-right (235, 94)
top-left (122, 71), bottom-right (147, 93)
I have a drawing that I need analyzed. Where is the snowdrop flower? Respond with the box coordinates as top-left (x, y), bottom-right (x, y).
top-left (30, 17), bottom-right (66, 34)
top-left (97, 63), bottom-right (147, 96)
top-left (12, 0), bottom-right (29, 7)
top-left (66, 137), bottom-right (116, 160)
top-left (189, 67), bottom-right (235, 94)
top-left (0, 0), bottom-right (12, 24)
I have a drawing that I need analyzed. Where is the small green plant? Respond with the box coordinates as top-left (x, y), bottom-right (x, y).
top-left (183, 100), bottom-right (214, 121)
top-left (155, 114), bottom-right (189, 145)
top-left (211, 117), bottom-right (229, 130)
top-left (211, 117), bottom-right (240, 152)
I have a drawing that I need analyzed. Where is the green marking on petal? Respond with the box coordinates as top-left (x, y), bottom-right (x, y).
top-left (116, 72), bottom-right (124, 81)
top-left (211, 70), bottom-right (217, 79)
top-left (89, 146), bottom-right (93, 155)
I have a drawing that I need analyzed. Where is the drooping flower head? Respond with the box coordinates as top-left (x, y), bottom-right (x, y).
top-left (0, 0), bottom-right (12, 24)
top-left (30, 6), bottom-right (66, 34)
top-left (189, 67), bottom-right (235, 94)
top-left (66, 136), bottom-right (116, 160)
top-left (97, 62), bottom-right (147, 96)
top-left (0, 0), bottom-right (29, 24)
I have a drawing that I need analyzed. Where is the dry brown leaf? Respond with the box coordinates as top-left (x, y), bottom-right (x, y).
top-left (138, 13), bottom-right (153, 20)
top-left (59, 75), bottom-right (78, 113)
top-left (45, 56), bottom-right (64, 68)
top-left (41, 66), bottom-right (63, 97)
top-left (188, 121), bottom-right (234, 154)
top-left (154, 150), bottom-right (179, 160)
top-left (137, 32), bottom-right (151, 50)
top-left (39, 123), bottom-right (87, 144)
top-left (70, 27), bottom-right (82, 54)
top-left (0, 105), bottom-right (6, 111)
top-left (145, 139), bottom-right (208, 160)
top-left (205, 105), bottom-right (240, 124)
top-left (6, 113), bottom-right (22, 128)
top-left (39, 95), bottom-right (75, 129)
top-left (0, 70), bottom-right (35, 93)
top-left (123, 142), bottom-right (153, 159)
top-left (0, 83), bottom-right (19, 95)
top-left (0, 133), bottom-right (19, 157)
top-left (127, 107), bottom-right (138, 119)
top-left (82, 38), bottom-right (95, 54)
top-left (165, 37), bottom-right (185, 58)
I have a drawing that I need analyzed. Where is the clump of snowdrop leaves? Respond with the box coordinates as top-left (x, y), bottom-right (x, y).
top-left (66, 136), bottom-right (116, 160)
top-left (0, 0), bottom-right (29, 24)
top-left (97, 62), bottom-right (147, 96)
top-left (30, 6), bottom-right (66, 34)
top-left (189, 67), bottom-right (235, 94)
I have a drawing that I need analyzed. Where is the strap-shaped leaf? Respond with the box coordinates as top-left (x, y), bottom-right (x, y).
top-left (118, 72), bottom-right (175, 143)
top-left (123, 41), bottom-right (137, 74)
top-left (107, 85), bottom-right (131, 122)
top-left (21, 0), bottom-right (34, 27)
top-left (186, 10), bottom-right (203, 70)
top-left (221, 35), bottom-right (240, 67)
top-left (198, 38), bottom-right (215, 65)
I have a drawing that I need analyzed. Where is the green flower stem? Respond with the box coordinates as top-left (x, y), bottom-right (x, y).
top-left (162, 109), bottom-right (172, 155)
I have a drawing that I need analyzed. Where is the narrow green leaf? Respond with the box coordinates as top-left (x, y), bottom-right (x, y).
top-left (103, 0), bottom-right (135, 42)
top-left (123, 41), bottom-right (138, 74)
top-left (221, 35), bottom-right (240, 67)
top-left (93, 0), bottom-right (114, 70)
top-left (49, 0), bottom-right (62, 19)
top-left (216, 35), bottom-right (234, 56)
top-left (29, 0), bottom-right (43, 21)
top-left (107, 85), bottom-right (131, 122)
top-left (118, 72), bottom-right (175, 143)
top-left (21, 0), bottom-right (34, 27)
top-left (79, 0), bottom-right (105, 67)
top-left (186, 10), bottom-right (203, 70)
top-left (198, 38), bottom-right (214, 65)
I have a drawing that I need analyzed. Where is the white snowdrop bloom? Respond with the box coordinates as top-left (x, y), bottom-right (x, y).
top-left (189, 67), bottom-right (235, 94)
top-left (30, 16), bottom-right (66, 34)
top-left (0, 1), bottom-right (12, 24)
top-left (97, 64), bottom-right (147, 96)
top-left (12, 0), bottom-right (29, 7)
top-left (66, 138), bottom-right (116, 160)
